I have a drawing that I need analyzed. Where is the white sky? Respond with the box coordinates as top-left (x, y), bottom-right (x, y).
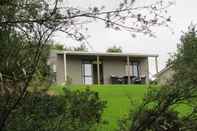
top-left (53, 0), bottom-right (197, 77)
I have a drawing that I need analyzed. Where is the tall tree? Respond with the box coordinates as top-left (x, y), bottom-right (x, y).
top-left (0, 1), bottom-right (60, 130)
top-left (173, 26), bottom-right (197, 88)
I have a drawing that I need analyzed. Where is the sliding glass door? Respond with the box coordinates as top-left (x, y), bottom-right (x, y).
top-left (132, 62), bottom-right (140, 78)
top-left (126, 62), bottom-right (140, 78)
top-left (82, 63), bottom-right (93, 84)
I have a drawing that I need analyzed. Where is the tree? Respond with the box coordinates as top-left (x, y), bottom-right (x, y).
top-left (50, 43), bottom-right (88, 51)
top-left (173, 25), bottom-right (197, 88)
top-left (73, 43), bottom-right (88, 52)
top-left (0, 0), bottom-right (172, 130)
top-left (0, 1), bottom-right (62, 130)
top-left (29, 44), bottom-right (53, 92)
top-left (106, 45), bottom-right (122, 53)
top-left (118, 25), bottom-right (197, 131)
top-left (50, 43), bottom-right (64, 50)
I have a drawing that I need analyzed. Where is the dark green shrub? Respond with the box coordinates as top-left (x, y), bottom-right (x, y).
top-left (4, 88), bottom-right (106, 131)
top-left (118, 85), bottom-right (197, 131)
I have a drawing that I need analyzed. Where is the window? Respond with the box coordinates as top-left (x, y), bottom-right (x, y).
top-left (82, 62), bottom-right (93, 84)
top-left (132, 62), bottom-right (140, 78)
top-left (125, 62), bottom-right (140, 77)
top-left (52, 64), bottom-right (56, 72)
top-left (50, 64), bottom-right (57, 82)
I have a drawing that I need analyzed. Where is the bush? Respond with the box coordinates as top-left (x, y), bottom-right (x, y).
top-left (118, 25), bottom-right (197, 131)
top-left (4, 88), bottom-right (106, 131)
top-left (118, 86), bottom-right (197, 131)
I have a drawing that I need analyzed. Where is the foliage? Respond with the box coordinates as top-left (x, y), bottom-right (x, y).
top-left (106, 45), bottom-right (122, 53)
top-left (3, 88), bottom-right (106, 131)
top-left (166, 57), bottom-right (174, 67)
top-left (29, 44), bottom-right (54, 92)
top-left (50, 85), bottom-right (148, 131)
top-left (118, 86), bottom-right (182, 131)
top-left (172, 26), bottom-right (197, 88)
top-left (73, 43), bottom-right (88, 52)
top-left (50, 43), bottom-right (64, 50)
top-left (0, 0), bottom-right (61, 129)
top-left (118, 26), bottom-right (197, 131)
top-left (65, 76), bottom-right (73, 85)
top-left (50, 43), bottom-right (88, 51)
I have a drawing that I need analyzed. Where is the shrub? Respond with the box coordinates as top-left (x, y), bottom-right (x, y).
top-left (118, 25), bottom-right (197, 131)
top-left (4, 88), bottom-right (106, 131)
top-left (118, 85), bottom-right (197, 131)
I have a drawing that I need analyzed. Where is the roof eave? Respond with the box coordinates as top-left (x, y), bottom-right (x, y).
top-left (52, 50), bottom-right (158, 58)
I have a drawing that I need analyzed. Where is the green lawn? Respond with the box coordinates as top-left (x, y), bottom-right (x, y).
top-left (50, 84), bottom-right (149, 131)
top-left (50, 84), bottom-right (193, 131)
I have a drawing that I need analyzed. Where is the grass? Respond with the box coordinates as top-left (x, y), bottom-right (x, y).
top-left (50, 84), bottom-right (192, 131)
top-left (50, 84), bottom-right (149, 131)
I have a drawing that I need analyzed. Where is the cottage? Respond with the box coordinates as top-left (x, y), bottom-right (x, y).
top-left (48, 51), bottom-right (159, 85)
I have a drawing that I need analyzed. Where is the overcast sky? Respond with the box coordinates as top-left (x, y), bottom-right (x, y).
top-left (53, 0), bottom-right (197, 76)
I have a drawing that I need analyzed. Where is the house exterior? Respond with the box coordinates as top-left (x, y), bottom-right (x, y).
top-left (48, 51), bottom-right (159, 85)
top-left (155, 65), bottom-right (174, 85)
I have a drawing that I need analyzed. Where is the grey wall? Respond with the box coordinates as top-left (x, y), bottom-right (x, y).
top-left (102, 56), bottom-right (126, 84)
top-left (139, 57), bottom-right (149, 82)
top-left (66, 55), bottom-right (83, 84)
top-left (56, 54), bottom-right (65, 84)
top-left (48, 52), bottom-right (57, 65)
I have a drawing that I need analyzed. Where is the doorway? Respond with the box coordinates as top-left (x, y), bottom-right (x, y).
top-left (82, 63), bottom-right (93, 84)
top-left (82, 60), bottom-right (103, 84)
top-left (93, 63), bottom-right (103, 84)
